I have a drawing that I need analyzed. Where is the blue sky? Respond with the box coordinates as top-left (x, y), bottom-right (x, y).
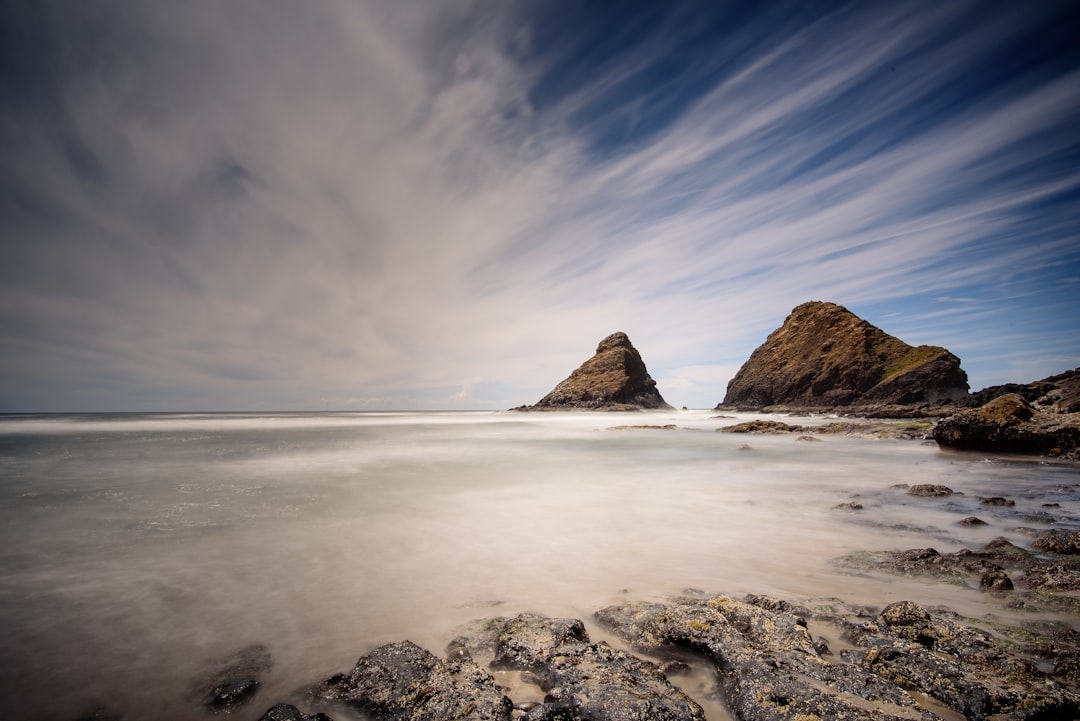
top-left (1, 0), bottom-right (1078, 411)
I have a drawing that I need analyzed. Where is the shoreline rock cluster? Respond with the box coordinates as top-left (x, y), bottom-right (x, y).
top-left (206, 584), bottom-right (1080, 721)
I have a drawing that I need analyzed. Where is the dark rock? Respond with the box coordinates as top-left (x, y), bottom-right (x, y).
top-left (1032, 531), bottom-right (1080, 555)
top-left (907, 484), bottom-right (954, 497)
top-left (190, 643), bottom-right (273, 713)
top-left (834, 502), bottom-right (864, 510)
top-left (314, 640), bottom-right (513, 721)
top-left (979, 496), bottom-right (1015, 506)
top-left (519, 332), bottom-right (672, 411)
top-left (933, 394), bottom-right (1080, 459)
top-left (258, 704), bottom-right (333, 721)
top-left (210, 677), bottom-right (260, 709)
top-left (959, 516), bottom-right (988, 526)
top-left (719, 301), bottom-right (968, 409)
top-left (717, 420), bottom-right (804, 434)
top-left (836, 538), bottom-right (1080, 611)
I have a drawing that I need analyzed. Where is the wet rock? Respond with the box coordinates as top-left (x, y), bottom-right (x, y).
top-left (933, 393), bottom-right (1080, 459)
top-left (907, 484), bottom-right (955, 497)
top-left (1032, 530), bottom-right (1080, 555)
top-left (717, 420), bottom-right (803, 434)
top-left (314, 640), bottom-right (513, 721)
top-left (850, 601), bottom-right (1079, 719)
top-left (258, 704), bottom-right (333, 721)
top-left (979, 496), bottom-right (1016, 506)
top-left (596, 594), bottom-right (934, 720)
top-left (210, 677), bottom-right (261, 709)
top-left (465, 613), bottom-right (706, 721)
top-left (833, 501), bottom-right (864, 510)
top-left (190, 643), bottom-right (273, 713)
top-left (381, 614), bottom-right (708, 721)
top-left (959, 516), bottom-right (988, 526)
top-left (836, 538), bottom-right (1080, 611)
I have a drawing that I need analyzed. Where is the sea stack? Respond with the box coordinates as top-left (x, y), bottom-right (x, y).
top-left (522, 332), bottom-right (672, 411)
top-left (720, 301), bottom-right (969, 410)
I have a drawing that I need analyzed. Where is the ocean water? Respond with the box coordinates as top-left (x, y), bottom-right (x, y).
top-left (0, 410), bottom-right (1077, 720)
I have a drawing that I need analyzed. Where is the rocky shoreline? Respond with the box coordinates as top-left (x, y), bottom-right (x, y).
top-left (180, 568), bottom-right (1080, 721)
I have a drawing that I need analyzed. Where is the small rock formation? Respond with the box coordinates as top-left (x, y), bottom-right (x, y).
top-left (188, 643), bottom-right (272, 713)
top-left (719, 301), bottom-right (969, 410)
top-left (933, 394), bottom-right (1080, 459)
top-left (314, 614), bottom-right (705, 721)
top-left (835, 536), bottom-right (1080, 612)
top-left (314, 640), bottom-right (512, 720)
top-left (518, 332), bottom-right (672, 411)
top-left (964, 368), bottom-right (1080, 413)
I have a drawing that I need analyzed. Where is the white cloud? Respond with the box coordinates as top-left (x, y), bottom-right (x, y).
top-left (1, 0), bottom-right (1077, 411)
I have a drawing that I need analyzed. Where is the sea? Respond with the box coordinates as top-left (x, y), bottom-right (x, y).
top-left (1, 409), bottom-right (1077, 720)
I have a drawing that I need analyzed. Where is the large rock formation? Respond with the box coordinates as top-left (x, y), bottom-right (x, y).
top-left (520, 332), bottom-right (672, 411)
top-left (720, 301), bottom-right (969, 410)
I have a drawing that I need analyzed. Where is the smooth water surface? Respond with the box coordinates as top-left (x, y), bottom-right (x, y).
top-left (1, 410), bottom-right (1077, 719)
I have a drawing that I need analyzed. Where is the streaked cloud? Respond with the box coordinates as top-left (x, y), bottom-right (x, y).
top-left (1, 0), bottom-right (1077, 411)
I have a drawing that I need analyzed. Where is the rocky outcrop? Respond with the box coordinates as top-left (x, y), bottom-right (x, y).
top-left (596, 593), bottom-right (1080, 720)
top-left (719, 301), bottom-right (969, 410)
top-left (314, 614), bottom-right (706, 721)
top-left (964, 368), bottom-right (1080, 413)
top-left (933, 393), bottom-right (1080, 459)
top-left (518, 332), bottom-right (672, 411)
top-left (314, 640), bottom-right (513, 720)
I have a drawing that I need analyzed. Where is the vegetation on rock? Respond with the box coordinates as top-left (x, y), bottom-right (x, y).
top-left (719, 301), bottom-right (969, 410)
top-left (518, 332), bottom-right (672, 411)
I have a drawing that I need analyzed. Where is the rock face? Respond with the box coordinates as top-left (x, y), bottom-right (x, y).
top-left (720, 302), bottom-right (969, 410)
top-left (522, 332), bottom-right (672, 411)
top-left (933, 393), bottom-right (1080, 459)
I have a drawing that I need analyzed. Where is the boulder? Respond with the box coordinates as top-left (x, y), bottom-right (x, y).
top-left (188, 643), bottom-right (272, 713)
top-left (932, 394), bottom-right (1080, 459)
top-left (719, 302), bottom-right (968, 410)
top-left (520, 332), bottom-right (672, 411)
top-left (314, 640), bottom-right (512, 721)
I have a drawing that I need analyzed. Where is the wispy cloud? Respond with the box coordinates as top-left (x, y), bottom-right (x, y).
top-left (0, 0), bottom-right (1077, 410)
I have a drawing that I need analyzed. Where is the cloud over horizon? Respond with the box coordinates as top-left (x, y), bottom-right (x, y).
top-left (2, 0), bottom-right (1078, 411)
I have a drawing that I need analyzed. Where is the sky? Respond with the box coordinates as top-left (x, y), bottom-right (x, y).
top-left (1, 0), bottom-right (1079, 412)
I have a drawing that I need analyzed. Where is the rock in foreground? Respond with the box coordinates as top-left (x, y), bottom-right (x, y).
top-left (720, 301), bottom-right (968, 410)
top-left (302, 595), bottom-right (1078, 721)
top-left (518, 332), bottom-right (672, 411)
top-left (933, 393), bottom-right (1080, 459)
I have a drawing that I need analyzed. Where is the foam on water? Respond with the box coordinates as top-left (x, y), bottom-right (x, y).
top-left (0, 410), bottom-right (1077, 719)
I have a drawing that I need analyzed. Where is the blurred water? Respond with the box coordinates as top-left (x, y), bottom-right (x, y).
top-left (0, 410), bottom-right (1077, 719)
